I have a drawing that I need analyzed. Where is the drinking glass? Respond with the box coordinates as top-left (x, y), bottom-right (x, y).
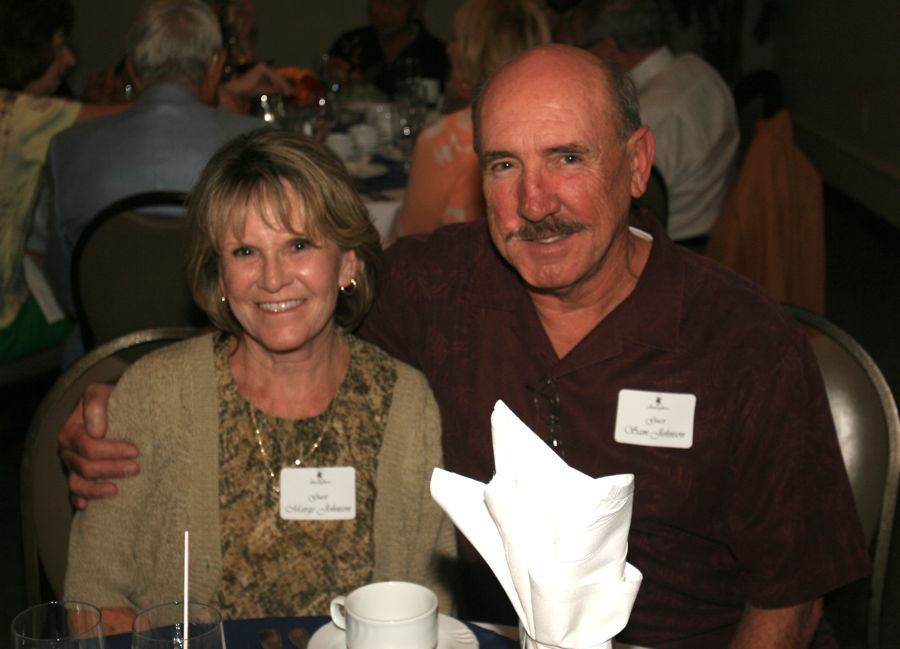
top-left (131, 603), bottom-right (223, 649)
top-left (393, 97), bottom-right (427, 172)
top-left (11, 601), bottom-right (105, 649)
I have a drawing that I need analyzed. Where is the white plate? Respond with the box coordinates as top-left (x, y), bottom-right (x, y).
top-left (347, 162), bottom-right (389, 179)
top-left (309, 614), bottom-right (478, 649)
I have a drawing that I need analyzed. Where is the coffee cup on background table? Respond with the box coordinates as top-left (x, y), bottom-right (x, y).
top-left (325, 132), bottom-right (356, 162)
top-left (330, 581), bottom-right (438, 649)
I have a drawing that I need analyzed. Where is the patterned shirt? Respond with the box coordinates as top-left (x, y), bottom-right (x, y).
top-left (213, 332), bottom-right (397, 617)
top-left (0, 90), bottom-right (80, 326)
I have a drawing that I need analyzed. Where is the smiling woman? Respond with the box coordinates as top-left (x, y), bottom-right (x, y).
top-left (63, 129), bottom-right (456, 633)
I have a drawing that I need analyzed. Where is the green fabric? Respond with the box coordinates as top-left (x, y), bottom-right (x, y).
top-left (0, 294), bottom-right (72, 361)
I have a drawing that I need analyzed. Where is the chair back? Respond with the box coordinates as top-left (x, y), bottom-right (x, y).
top-left (632, 166), bottom-right (668, 229)
top-left (72, 191), bottom-right (208, 350)
top-left (787, 305), bottom-right (900, 649)
top-left (19, 327), bottom-right (197, 605)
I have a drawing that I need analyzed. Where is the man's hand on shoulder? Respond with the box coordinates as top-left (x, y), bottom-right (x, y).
top-left (57, 383), bottom-right (140, 510)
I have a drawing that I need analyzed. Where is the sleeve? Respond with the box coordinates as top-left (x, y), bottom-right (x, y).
top-left (374, 364), bottom-right (457, 614)
top-left (724, 330), bottom-right (871, 607)
top-left (63, 361), bottom-right (158, 609)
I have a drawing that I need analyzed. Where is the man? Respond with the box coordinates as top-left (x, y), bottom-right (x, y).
top-left (59, 46), bottom-right (869, 648)
top-left (42, 0), bottom-right (289, 315)
top-left (327, 0), bottom-right (449, 98)
top-left (570, 0), bottom-right (739, 248)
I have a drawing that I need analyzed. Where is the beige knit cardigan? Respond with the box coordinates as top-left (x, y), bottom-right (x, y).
top-left (65, 334), bottom-right (457, 614)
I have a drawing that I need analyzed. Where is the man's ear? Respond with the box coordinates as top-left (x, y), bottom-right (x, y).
top-left (627, 125), bottom-right (656, 199)
top-left (201, 49), bottom-right (227, 105)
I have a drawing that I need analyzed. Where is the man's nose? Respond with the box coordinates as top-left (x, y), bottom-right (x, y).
top-left (518, 168), bottom-right (560, 222)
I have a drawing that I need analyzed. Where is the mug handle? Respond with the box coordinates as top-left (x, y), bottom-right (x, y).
top-left (330, 596), bottom-right (348, 630)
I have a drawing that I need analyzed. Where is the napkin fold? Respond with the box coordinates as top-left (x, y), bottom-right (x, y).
top-left (431, 401), bottom-right (642, 649)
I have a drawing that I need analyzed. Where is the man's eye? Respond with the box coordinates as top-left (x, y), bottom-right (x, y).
top-left (561, 154), bottom-right (580, 164)
top-left (490, 161), bottom-right (514, 172)
top-left (292, 239), bottom-right (310, 251)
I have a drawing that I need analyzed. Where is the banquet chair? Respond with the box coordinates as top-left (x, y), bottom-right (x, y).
top-left (786, 305), bottom-right (900, 649)
top-left (72, 191), bottom-right (208, 351)
top-left (19, 326), bottom-right (197, 606)
top-left (632, 166), bottom-right (668, 229)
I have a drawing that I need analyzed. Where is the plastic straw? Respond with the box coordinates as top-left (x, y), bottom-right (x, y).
top-left (184, 530), bottom-right (190, 649)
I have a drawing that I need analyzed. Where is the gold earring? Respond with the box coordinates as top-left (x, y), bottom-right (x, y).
top-left (339, 279), bottom-right (358, 295)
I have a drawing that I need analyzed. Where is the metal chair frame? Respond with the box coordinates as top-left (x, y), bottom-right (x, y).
top-left (19, 326), bottom-right (197, 605)
top-left (70, 191), bottom-right (205, 350)
top-left (787, 305), bottom-right (899, 649)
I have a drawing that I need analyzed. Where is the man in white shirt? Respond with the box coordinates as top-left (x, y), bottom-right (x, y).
top-left (571, 0), bottom-right (739, 246)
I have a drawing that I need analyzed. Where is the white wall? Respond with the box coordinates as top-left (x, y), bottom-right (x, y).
top-left (772, 0), bottom-right (900, 226)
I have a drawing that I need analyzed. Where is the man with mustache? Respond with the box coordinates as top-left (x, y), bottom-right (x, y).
top-left (58, 45), bottom-right (868, 648)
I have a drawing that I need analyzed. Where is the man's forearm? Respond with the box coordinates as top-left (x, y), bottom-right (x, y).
top-left (729, 599), bottom-right (823, 649)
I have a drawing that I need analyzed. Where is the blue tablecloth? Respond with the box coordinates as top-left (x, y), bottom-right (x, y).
top-left (107, 615), bottom-right (516, 649)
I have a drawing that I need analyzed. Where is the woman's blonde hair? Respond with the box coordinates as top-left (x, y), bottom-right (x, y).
top-left (185, 129), bottom-right (382, 335)
top-left (454, 0), bottom-right (551, 95)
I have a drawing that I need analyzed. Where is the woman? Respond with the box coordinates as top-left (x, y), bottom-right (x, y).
top-left (0, 0), bottom-right (125, 360)
top-left (391, 0), bottom-right (550, 240)
top-left (64, 130), bottom-right (455, 632)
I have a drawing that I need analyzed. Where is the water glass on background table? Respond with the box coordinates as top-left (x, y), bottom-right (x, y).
top-left (131, 603), bottom-right (223, 649)
top-left (11, 601), bottom-right (105, 649)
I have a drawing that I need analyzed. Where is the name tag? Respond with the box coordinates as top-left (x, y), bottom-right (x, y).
top-left (614, 389), bottom-right (696, 449)
top-left (279, 467), bottom-right (356, 520)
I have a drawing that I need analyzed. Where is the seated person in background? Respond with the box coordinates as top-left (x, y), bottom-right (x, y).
top-left (571, 0), bottom-right (739, 249)
top-left (43, 0), bottom-right (290, 318)
top-left (391, 0), bottom-right (550, 239)
top-left (0, 0), bottom-right (127, 361)
top-left (59, 46), bottom-right (868, 647)
top-left (64, 129), bottom-right (455, 634)
top-left (327, 0), bottom-right (449, 97)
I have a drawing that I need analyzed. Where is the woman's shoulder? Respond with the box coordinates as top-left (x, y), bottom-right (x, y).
top-left (115, 332), bottom-right (215, 391)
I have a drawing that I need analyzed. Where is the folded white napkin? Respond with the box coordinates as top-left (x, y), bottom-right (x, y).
top-left (431, 401), bottom-right (642, 649)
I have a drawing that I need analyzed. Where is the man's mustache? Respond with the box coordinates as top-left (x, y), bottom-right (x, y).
top-left (509, 217), bottom-right (587, 242)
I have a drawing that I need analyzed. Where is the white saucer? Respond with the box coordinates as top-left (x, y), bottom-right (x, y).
top-left (347, 161), bottom-right (388, 179)
top-left (309, 614), bottom-right (478, 649)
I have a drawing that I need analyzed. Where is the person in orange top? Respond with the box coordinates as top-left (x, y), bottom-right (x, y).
top-left (391, 0), bottom-right (550, 240)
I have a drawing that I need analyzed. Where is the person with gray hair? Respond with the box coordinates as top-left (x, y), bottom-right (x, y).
top-left (42, 0), bottom-right (289, 339)
top-left (571, 0), bottom-right (739, 250)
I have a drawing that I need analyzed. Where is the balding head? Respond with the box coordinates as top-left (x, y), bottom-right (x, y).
top-left (472, 44), bottom-right (641, 156)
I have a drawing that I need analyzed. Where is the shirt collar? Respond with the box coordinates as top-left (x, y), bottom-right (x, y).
top-left (135, 82), bottom-right (202, 107)
top-left (628, 46), bottom-right (674, 91)
top-left (471, 210), bottom-right (685, 364)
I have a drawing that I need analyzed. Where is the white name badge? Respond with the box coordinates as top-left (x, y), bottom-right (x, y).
top-left (279, 467), bottom-right (356, 520)
top-left (614, 389), bottom-right (696, 449)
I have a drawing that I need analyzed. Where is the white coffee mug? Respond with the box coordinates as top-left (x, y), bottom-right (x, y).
top-left (325, 132), bottom-right (356, 162)
top-left (349, 123), bottom-right (379, 155)
top-left (330, 581), bottom-right (438, 649)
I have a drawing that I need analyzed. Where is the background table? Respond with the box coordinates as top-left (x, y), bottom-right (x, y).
top-left (107, 614), bottom-right (518, 649)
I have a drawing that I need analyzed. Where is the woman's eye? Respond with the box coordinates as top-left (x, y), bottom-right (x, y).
top-left (292, 239), bottom-right (310, 252)
top-left (232, 247), bottom-right (252, 257)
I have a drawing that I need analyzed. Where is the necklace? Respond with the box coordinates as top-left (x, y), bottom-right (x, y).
top-left (248, 397), bottom-right (338, 495)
